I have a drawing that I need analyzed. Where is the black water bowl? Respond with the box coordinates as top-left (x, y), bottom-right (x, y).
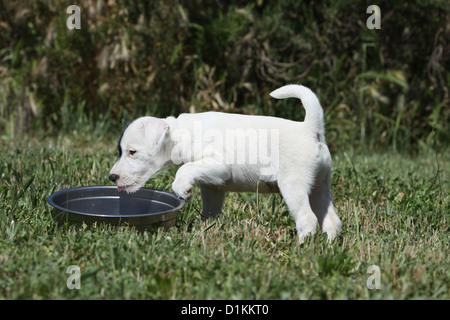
top-left (47, 186), bottom-right (185, 230)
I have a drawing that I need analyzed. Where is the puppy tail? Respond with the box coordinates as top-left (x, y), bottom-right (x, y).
top-left (269, 84), bottom-right (325, 134)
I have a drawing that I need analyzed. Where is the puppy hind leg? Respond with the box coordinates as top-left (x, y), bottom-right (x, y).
top-left (200, 185), bottom-right (225, 219)
top-left (309, 178), bottom-right (342, 242)
top-left (279, 181), bottom-right (318, 244)
top-left (321, 202), bottom-right (341, 242)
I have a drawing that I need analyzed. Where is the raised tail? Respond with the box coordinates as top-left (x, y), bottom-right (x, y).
top-left (269, 84), bottom-right (325, 134)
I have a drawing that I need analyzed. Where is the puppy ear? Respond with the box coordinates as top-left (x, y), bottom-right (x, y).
top-left (143, 118), bottom-right (169, 155)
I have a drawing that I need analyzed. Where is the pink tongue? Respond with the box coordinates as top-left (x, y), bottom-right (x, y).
top-left (118, 187), bottom-right (123, 192)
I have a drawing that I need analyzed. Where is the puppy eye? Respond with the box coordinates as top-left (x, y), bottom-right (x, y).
top-left (129, 150), bottom-right (137, 156)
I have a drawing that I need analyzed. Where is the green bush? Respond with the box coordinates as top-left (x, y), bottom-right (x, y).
top-left (0, 0), bottom-right (448, 152)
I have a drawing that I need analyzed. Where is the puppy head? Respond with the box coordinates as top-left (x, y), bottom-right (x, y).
top-left (109, 117), bottom-right (170, 193)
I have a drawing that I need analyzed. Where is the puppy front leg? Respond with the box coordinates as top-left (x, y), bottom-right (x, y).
top-left (172, 161), bottom-right (231, 202)
top-left (172, 164), bottom-right (195, 200)
top-left (200, 185), bottom-right (225, 219)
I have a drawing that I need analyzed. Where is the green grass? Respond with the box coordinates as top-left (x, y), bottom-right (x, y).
top-left (0, 132), bottom-right (448, 299)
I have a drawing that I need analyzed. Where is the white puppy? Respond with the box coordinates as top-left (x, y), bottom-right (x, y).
top-left (109, 84), bottom-right (341, 243)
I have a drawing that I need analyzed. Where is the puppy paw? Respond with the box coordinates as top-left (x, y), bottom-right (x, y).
top-left (172, 178), bottom-right (193, 201)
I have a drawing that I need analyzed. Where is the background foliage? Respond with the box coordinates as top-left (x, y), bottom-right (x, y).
top-left (0, 0), bottom-right (449, 152)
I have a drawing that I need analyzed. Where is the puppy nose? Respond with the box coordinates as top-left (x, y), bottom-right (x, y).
top-left (109, 174), bottom-right (119, 182)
